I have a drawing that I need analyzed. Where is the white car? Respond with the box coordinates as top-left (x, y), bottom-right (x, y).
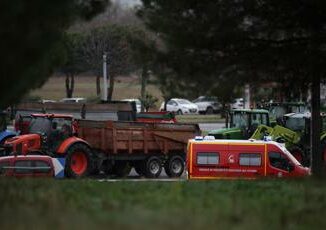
top-left (193, 96), bottom-right (221, 114)
top-left (121, 99), bottom-right (142, 113)
top-left (60, 97), bottom-right (86, 103)
top-left (231, 98), bottom-right (244, 109)
top-left (160, 98), bottom-right (199, 115)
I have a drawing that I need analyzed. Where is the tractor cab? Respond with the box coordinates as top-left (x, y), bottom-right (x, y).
top-left (29, 114), bottom-right (73, 135)
top-left (267, 102), bottom-right (308, 125)
top-left (208, 109), bottom-right (270, 139)
top-left (3, 114), bottom-right (75, 155)
top-left (29, 114), bottom-right (74, 149)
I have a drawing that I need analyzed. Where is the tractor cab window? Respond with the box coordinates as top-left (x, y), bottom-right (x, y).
top-left (52, 118), bottom-right (72, 137)
top-left (231, 113), bottom-right (248, 129)
top-left (269, 106), bottom-right (286, 119)
top-left (268, 152), bottom-right (293, 171)
top-left (285, 117), bottom-right (305, 132)
top-left (29, 117), bottom-right (52, 137)
top-left (261, 114), bottom-right (269, 125)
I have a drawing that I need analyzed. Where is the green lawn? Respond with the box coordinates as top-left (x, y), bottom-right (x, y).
top-left (1, 178), bottom-right (326, 229)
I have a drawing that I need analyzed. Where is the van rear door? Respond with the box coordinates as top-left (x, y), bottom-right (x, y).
top-left (189, 142), bottom-right (228, 179)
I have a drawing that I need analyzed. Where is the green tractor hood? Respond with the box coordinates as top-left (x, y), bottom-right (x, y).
top-left (208, 127), bottom-right (243, 139)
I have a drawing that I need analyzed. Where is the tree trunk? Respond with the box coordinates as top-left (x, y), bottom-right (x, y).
top-left (107, 74), bottom-right (114, 101)
top-left (311, 73), bottom-right (322, 177)
top-left (65, 73), bottom-right (74, 98)
top-left (96, 75), bottom-right (101, 96)
top-left (140, 65), bottom-right (149, 112)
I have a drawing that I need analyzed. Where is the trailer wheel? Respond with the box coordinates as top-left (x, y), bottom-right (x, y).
top-left (113, 161), bottom-right (132, 178)
top-left (164, 155), bottom-right (184, 178)
top-left (65, 143), bottom-right (92, 178)
top-left (289, 146), bottom-right (305, 164)
top-left (145, 156), bottom-right (162, 178)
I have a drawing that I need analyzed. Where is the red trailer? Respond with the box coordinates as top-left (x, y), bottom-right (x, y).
top-left (77, 119), bottom-right (200, 178)
top-left (187, 137), bottom-right (309, 179)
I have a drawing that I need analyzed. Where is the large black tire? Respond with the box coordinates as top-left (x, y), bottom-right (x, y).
top-left (145, 156), bottom-right (162, 178)
top-left (113, 161), bottom-right (132, 178)
top-left (164, 155), bottom-right (185, 178)
top-left (65, 143), bottom-right (93, 178)
top-left (177, 110), bottom-right (183, 115)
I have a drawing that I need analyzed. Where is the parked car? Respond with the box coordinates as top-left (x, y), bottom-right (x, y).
top-left (193, 96), bottom-right (221, 114)
top-left (60, 97), bottom-right (86, 103)
top-left (160, 98), bottom-right (199, 115)
top-left (121, 99), bottom-right (142, 113)
top-left (0, 155), bottom-right (65, 178)
top-left (231, 98), bottom-right (244, 109)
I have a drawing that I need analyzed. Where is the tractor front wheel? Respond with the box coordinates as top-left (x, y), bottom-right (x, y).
top-left (65, 143), bottom-right (93, 178)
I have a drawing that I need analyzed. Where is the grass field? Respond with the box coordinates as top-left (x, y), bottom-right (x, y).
top-left (29, 75), bottom-right (163, 107)
top-left (1, 178), bottom-right (326, 229)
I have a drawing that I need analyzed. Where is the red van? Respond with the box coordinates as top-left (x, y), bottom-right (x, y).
top-left (187, 137), bottom-right (310, 179)
top-left (0, 155), bottom-right (55, 178)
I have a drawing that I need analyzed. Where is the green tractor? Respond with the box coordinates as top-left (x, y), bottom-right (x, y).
top-left (266, 102), bottom-right (308, 125)
top-left (251, 112), bottom-right (326, 166)
top-left (208, 109), bottom-right (270, 139)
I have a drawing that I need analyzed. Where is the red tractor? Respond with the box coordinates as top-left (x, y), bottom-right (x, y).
top-left (3, 114), bottom-right (94, 178)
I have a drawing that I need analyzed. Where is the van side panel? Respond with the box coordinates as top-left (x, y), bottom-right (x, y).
top-left (228, 144), bottom-right (265, 178)
top-left (189, 142), bottom-right (229, 179)
top-left (188, 141), bottom-right (268, 179)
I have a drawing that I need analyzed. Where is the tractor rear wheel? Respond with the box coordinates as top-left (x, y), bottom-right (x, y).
top-left (65, 143), bottom-right (93, 178)
top-left (164, 155), bottom-right (184, 178)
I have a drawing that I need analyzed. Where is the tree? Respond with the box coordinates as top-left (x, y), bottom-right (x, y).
top-left (0, 0), bottom-right (109, 109)
top-left (126, 26), bottom-right (158, 111)
top-left (80, 24), bottom-right (134, 100)
top-left (138, 0), bottom-right (326, 175)
top-left (60, 33), bottom-right (85, 98)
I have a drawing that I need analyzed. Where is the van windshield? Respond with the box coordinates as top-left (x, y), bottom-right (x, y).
top-left (279, 145), bottom-right (301, 166)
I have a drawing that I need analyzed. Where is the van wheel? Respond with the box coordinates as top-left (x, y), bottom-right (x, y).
top-left (145, 156), bottom-right (162, 178)
top-left (65, 143), bottom-right (93, 178)
top-left (113, 161), bottom-right (131, 177)
top-left (177, 110), bottom-right (183, 115)
top-left (164, 155), bottom-right (184, 178)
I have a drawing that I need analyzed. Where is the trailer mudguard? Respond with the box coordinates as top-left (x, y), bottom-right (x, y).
top-left (0, 130), bottom-right (16, 143)
top-left (56, 137), bottom-right (90, 155)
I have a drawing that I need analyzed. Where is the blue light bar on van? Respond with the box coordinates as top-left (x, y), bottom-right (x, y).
top-left (195, 136), bottom-right (204, 141)
top-left (263, 136), bottom-right (272, 141)
top-left (204, 136), bottom-right (215, 140)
